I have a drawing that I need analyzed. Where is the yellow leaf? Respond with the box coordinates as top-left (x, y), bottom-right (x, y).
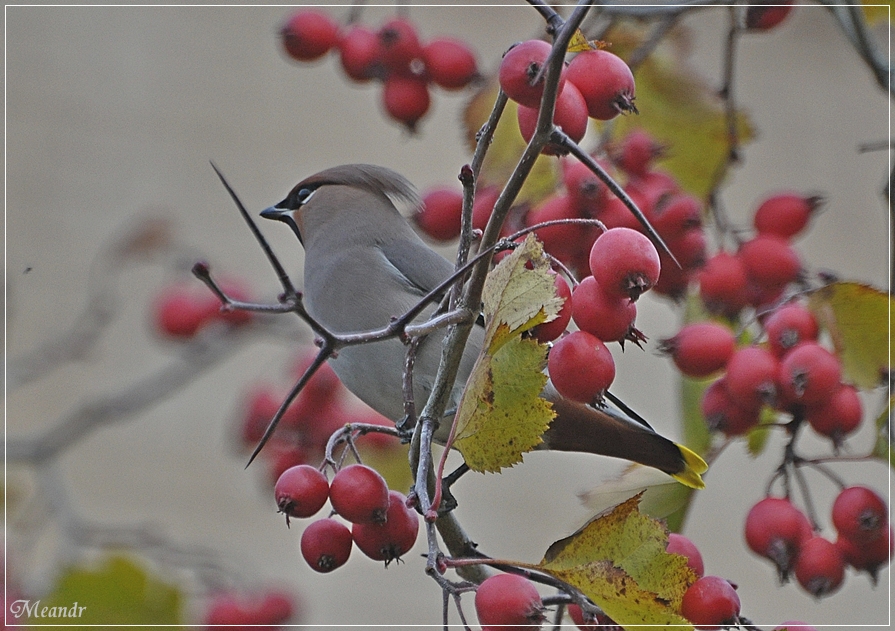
top-left (539, 493), bottom-right (695, 630)
top-left (451, 234), bottom-right (560, 472)
top-left (807, 281), bottom-right (892, 389)
top-left (453, 336), bottom-right (553, 472)
top-left (862, 0), bottom-right (891, 24)
top-left (567, 29), bottom-right (595, 53)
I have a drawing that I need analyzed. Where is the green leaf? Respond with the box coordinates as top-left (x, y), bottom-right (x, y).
top-left (538, 493), bottom-right (695, 630)
top-left (599, 24), bottom-right (754, 201)
top-left (807, 281), bottom-right (892, 389)
top-left (25, 555), bottom-right (182, 629)
top-left (745, 406), bottom-right (779, 457)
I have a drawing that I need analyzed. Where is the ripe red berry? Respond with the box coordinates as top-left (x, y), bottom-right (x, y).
top-left (793, 536), bottom-right (845, 597)
top-left (724, 345), bottom-right (779, 409)
top-left (281, 10), bottom-right (340, 62)
top-left (744, 496), bottom-right (813, 581)
top-left (753, 192), bottom-right (821, 239)
top-left (153, 284), bottom-right (220, 339)
top-left (680, 575), bottom-right (741, 630)
top-left (422, 37), bottom-right (478, 90)
top-left (806, 384), bottom-right (862, 445)
top-left (254, 591), bottom-right (296, 625)
top-left (777, 342), bottom-right (842, 407)
top-left (498, 39), bottom-right (566, 108)
top-left (835, 524), bottom-right (894, 579)
top-left (381, 75), bottom-right (430, 131)
top-left (746, 1), bottom-right (795, 30)
top-left (562, 158), bottom-right (607, 215)
top-left (565, 49), bottom-right (636, 121)
top-left (832, 485), bottom-right (888, 544)
top-left (659, 322), bottom-right (736, 378)
top-left (589, 227), bottom-right (661, 301)
top-left (415, 187), bottom-right (463, 241)
top-left (596, 196), bottom-right (643, 232)
top-left (351, 490), bottom-right (419, 565)
top-left (377, 17), bottom-right (423, 73)
top-left (548, 331), bottom-right (615, 403)
top-left (571, 275), bottom-right (637, 343)
top-left (701, 378), bottom-right (761, 436)
top-left (205, 593), bottom-right (251, 629)
top-left (698, 251), bottom-right (750, 316)
top-left (738, 235), bottom-right (801, 290)
top-left (516, 81), bottom-right (589, 153)
top-left (611, 129), bottom-right (664, 179)
top-left (338, 25), bottom-right (382, 83)
top-left (275, 464), bottom-right (329, 522)
top-left (533, 272), bottom-right (573, 343)
top-left (667, 532), bottom-right (705, 578)
top-left (329, 464), bottom-right (390, 524)
top-left (475, 573), bottom-right (545, 630)
top-left (763, 302), bottom-right (819, 358)
top-left (239, 384), bottom-right (282, 446)
top-left (300, 518), bottom-right (353, 573)
top-left (527, 194), bottom-right (582, 260)
top-left (471, 186), bottom-right (500, 232)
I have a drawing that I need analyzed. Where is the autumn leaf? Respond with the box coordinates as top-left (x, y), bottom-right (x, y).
top-left (539, 493), bottom-right (696, 630)
top-left (451, 234), bottom-right (560, 472)
top-left (807, 281), bottom-right (892, 389)
top-left (862, 0), bottom-right (891, 24)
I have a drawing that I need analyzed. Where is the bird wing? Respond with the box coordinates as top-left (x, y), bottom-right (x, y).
top-left (378, 238), bottom-right (456, 297)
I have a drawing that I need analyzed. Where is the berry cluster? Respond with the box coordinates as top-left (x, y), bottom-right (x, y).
top-left (204, 589), bottom-right (296, 629)
top-left (745, 487), bottom-right (892, 598)
top-left (237, 349), bottom-right (397, 484)
top-left (498, 41), bottom-right (636, 153)
top-left (274, 463), bottom-right (419, 573)
top-left (280, 10), bottom-right (479, 131)
top-left (152, 277), bottom-right (253, 339)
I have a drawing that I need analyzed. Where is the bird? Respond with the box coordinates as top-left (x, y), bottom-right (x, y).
top-left (259, 163), bottom-right (707, 488)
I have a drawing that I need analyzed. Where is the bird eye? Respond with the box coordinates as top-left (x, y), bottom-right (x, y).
top-left (295, 188), bottom-right (316, 205)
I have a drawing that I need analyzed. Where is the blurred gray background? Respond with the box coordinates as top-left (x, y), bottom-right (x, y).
top-left (5, 3), bottom-right (891, 629)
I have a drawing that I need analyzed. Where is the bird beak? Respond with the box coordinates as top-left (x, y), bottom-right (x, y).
top-left (260, 205), bottom-right (286, 221)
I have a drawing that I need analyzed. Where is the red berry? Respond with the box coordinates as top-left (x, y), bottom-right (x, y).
top-left (701, 378), bottom-right (761, 436)
top-left (329, 464), bottom-right (390, 524)
top-left (415, 187), bottom-right (463, 241)
top-left (777, 342), bottom-right (842, 407)
top-left (153, 284), bottom-right (220, 339)
top-left (422, 37), bottom-right (478, 90)
top-left (753, 192), bottom-right (821, 239)
top-left (300, 518), bottom-right (353, 572)
top-left (746, 1), bottom-right (795, 30)
top-left (526, 194), bottom-right (582, 260)
top-left (338, 25), bottom-right (382, 83)
top-left (381, 75), bottom-right (430, 131)
top-left (772, 623), bottom-right (817, 631)
top-left (254, 591), bottom-right (296, 625)
top-left (651, 194), bottom-right (702, 241)
top-left (596, 196), bottom-right (643, 231)
top-left (744, 497), bottom-right (813, 581)
top-left (472, 186), bottom-right (500, 232)
top-left (571, 276), bottom-right (637, 343)
top-left (698, 251), bottom-right (750, 316)
top-left (725, 345), bottom-right (779, 408)
top-left (517, 81), bottom-right (589, 153)
top-left (793, 536), bottom-right (845, 597)
top-left (763, 302), bottom-right (819, 358)
top-left (611, 129), bottom-right (664, 179)
top-left (281, 10), bottom-right (340, 62)
top-left (548, 331), bottom-right (615, 403)
top-left (377, 17), bottom-right (423, 73)
top-left (659, 322), bottom-right (736, 378)
top-left (205, 593), bottom-right (251, 629)
top-left (680, 575), bottom-right (740, 630)
top-left (475, 574), bottom-right (545, 630)
top-left (533, 272), bottom-right (573, 343)
top-left (831, 485), bottom-right (888, 543)
top-left (835, 525), bottom-right (894, 578)
top-left (275, 464), bottom-right (329, 521)
top-left (239, 384), bottom-right (281, 446)
top-left (565, 49), bottom-right (636, 120)
top-left (667, 532), bottom-right (705, 578)
top-left (351, 490), bottom-right (419, 565)
top-left (498, 39), bottom-right (566, 108)
top-left (806, 384), bottom-right (862, 445)
top-left (589, 227), bottom-right (661, 301)
top-left (738, 235), bottom-right (801, 290)
top-left (562, 158), bottom-right (608, 215)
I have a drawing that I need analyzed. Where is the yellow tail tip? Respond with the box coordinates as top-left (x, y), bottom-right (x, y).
top-left (672, 444), bottom-right (708, 489)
